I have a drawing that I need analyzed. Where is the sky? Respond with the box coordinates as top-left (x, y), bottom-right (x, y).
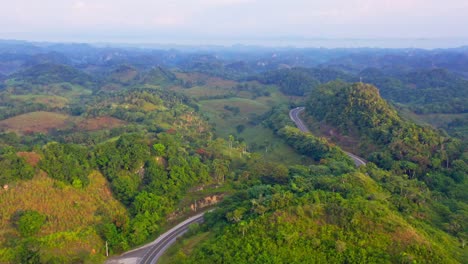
top-left (1, 0), bottom-right (468, 48)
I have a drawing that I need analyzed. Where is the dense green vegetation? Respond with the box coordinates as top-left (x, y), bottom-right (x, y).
top-left (0, 41), bottom-right (466, 263)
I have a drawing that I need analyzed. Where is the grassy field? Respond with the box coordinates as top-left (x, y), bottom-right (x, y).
top-left (76, 116), bottom-right (127, 131)
top-left (0, 111), bottom-right (132, 136)
top-left (398, 106), bottom-right (467, 127)
top-left (10, 94), bottom-right (69, 108)
top-left (191, 83), bottom-right (311, 164)
top-left (172, 76), bottom-right (311, 164)
top-left (174, 85), bottom-right (233, 98)
top-left (175, 72), bottom-right (237, 89)
top-left (0, 111), bottom-right (73, 134)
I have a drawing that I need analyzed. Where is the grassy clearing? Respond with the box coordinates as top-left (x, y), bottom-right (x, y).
top-left (175, 72), bottom-right (237, 89)
top-left (76, 116), bottom-right (127, 131)
top-left (398, 107), bottom-right (467, 127)
top-left (173, 85), bottom-right (233, 98)
top-left (201, 98), bottom-right (270, 116)
top-left (172, 76), bottom-right (309, 164)
top-left (199, 97), bottom-right (311, 164)
top-left (10, 94), bottom-right (69, 108)
top-left (0, 111), bottom-right (74, 134)
top-left (43, 83), bottom-right (93, 98)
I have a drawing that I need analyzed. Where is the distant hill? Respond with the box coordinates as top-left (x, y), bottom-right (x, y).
top-left (24, 52), bottom-right (71, 67)
top-left (324, 49), bottom-right (468, 77)
top-left (109, 64), bottom-right (139, 83)
top-left (254, 67), bottom-right (354, 96)
top-left (254, 68), bottom-right (320, 96)
top-left (8, 63), bottom-right (95, 86)
top-left (141, 66), bottom-right (177, 84)
top-left (360, 68), bottom-right (468, 113)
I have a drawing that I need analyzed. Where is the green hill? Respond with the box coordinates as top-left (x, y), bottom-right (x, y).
top-left (305, 81), bottom-right (466, 178)
top-left (8, 63), bottom-right (94, 86)
top-left (141, 66), bottom-right (177, 85)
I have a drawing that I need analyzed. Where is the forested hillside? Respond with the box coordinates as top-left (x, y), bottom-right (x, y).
top-left (0, 63), bottom-right (239, 262)
top-left (0, 41), bottom-right (466, 263)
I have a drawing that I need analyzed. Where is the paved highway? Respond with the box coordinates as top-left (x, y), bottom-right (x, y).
top-left (289, 107), bottom-right (366, 167)
top-left (106, 212), bottom-right (206, 264)
top-left (139, 212), bottom-right (205, 264)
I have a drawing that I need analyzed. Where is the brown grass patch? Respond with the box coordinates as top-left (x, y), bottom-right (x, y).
top-left (77, 116), bottom-right (126, 131)
top-left (0, 171), bottom-right (126, 257)
top-left (16, 151), bottom-right (41, 166)
top-left (392, 227), bottom-right (427, 246)
top-left (0, 111), bottom-right (71, 134)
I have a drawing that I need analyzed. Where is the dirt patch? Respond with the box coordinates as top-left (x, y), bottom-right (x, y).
top-left (190, 194), bottom-right (224, 211)
top-left (392, 227), bottom-right (427, 246)
top-left (77, 116), bottom-right (126, 131)
top-left (17, 152), bottom-right (41, 166)
top-left (0, 111), bottom-right (71, 134)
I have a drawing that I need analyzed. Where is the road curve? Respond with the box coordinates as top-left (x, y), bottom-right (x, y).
top-left (289, 107), bottom-right (366, 167)
top-left (139, 212), bottom-right (205, 264)
top-left (106, 212), bottom-right (206, 264)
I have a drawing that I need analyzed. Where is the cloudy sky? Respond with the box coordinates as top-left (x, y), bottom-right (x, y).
top-left (1, 0), bottom-right (468, 47)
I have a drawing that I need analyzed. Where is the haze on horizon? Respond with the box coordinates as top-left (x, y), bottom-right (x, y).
top-left (1, 0), bottom-right (468, 48)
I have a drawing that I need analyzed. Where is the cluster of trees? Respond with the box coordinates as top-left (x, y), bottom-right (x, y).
top-left (93, 130), bottom-right (235, 251)
top-left (39, 142), bottom-right (91, 187)
top-left (254, 68), bottom-right (320, 96)
top-left (0, 149), bottom-right (35, 185)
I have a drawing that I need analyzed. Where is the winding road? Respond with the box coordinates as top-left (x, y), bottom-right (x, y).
top-left (107, 107), bottom-right (364, 264)
top-left (289, 107), bottom-right (366, 167)
top-left (106, 212), bottom-right (206, 264)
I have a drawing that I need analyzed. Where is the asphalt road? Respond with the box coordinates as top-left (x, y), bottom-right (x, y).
top-left (289, 107), bottom-right (366, 167)
top-left (107, 107), bottom-right (365, 264)
top-left (106, 212), bottom-right (206, 264)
